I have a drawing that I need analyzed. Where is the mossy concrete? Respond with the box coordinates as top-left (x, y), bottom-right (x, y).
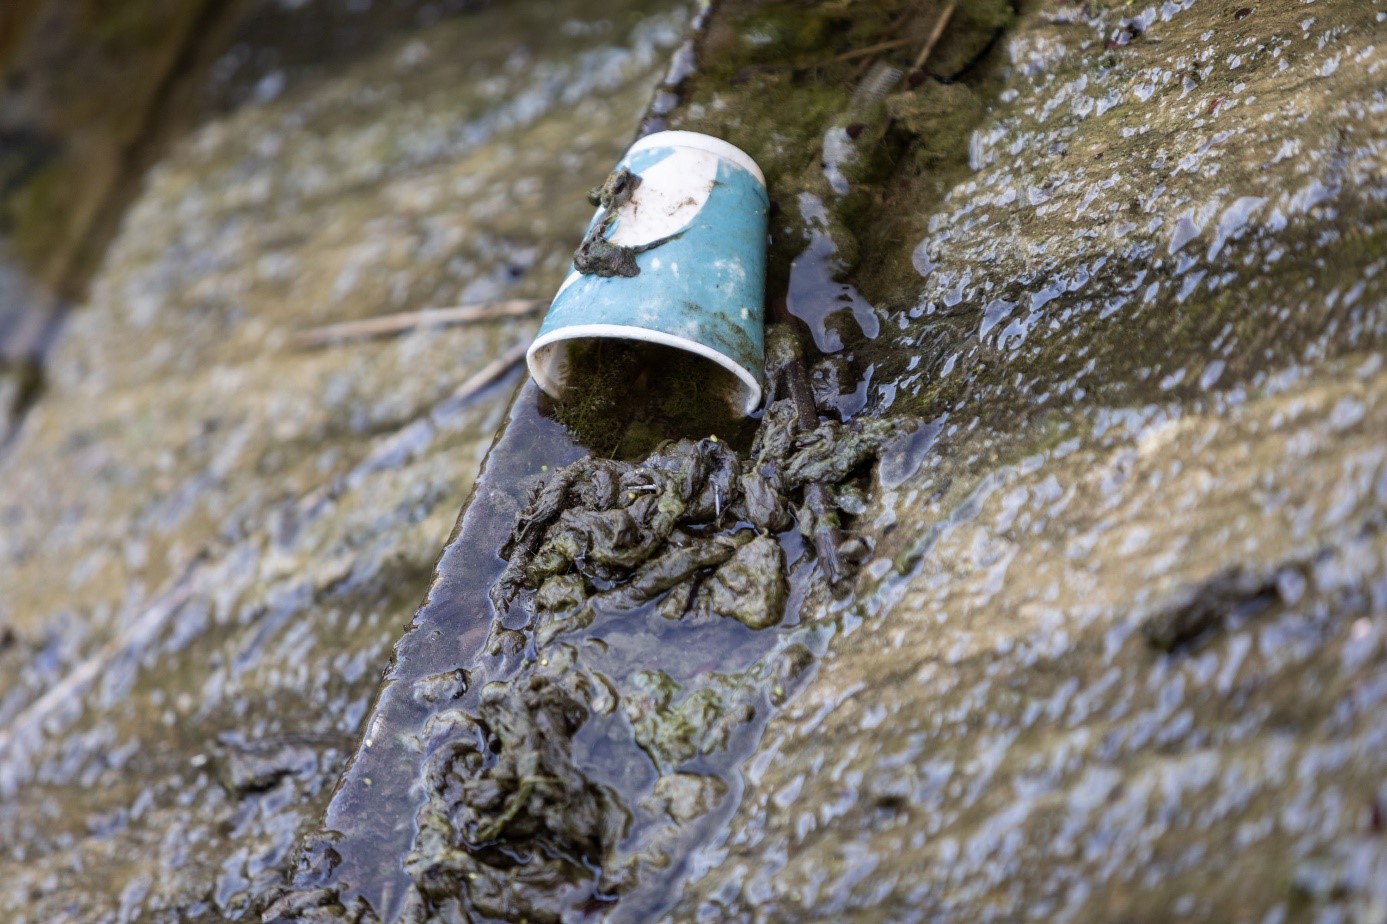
top-left (659, 0), bottom-right (1387, 920)
top-left (0, 1), bottom-right (686, 919)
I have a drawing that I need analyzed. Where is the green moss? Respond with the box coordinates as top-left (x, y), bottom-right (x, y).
top-left (79, 0), bottom-right (184, 55)
top-left (668, 0), bottom-right (1017, 326)
top-left (734, 9), bottom-right (831, 62)
top-left (546, 339), bottom-right (757, 458)
top-left (2, 161), bottom-right (76, 271)
top-left (718, 2), bottom-right (902, 70)
top-left (886, 80), bottom-right (985, 167)
top-left (955, 0), bottom-right (1016, 31)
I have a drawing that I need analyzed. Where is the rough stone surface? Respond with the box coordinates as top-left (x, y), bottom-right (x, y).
top-left (662, 0), bottom-right (1387, 921)
top-left (0, 1), bottom-right (683, 919)
top-left (3, 0), bottom-right (1387, 921)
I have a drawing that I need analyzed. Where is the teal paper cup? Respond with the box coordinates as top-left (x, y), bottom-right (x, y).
top-left (527, 131), bottom-right (769, 415)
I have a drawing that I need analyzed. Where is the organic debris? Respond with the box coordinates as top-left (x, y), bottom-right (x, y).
top-left (386, 327), bottom-right (915, 919)
top-left (493, 329), bottom-right (912, 643)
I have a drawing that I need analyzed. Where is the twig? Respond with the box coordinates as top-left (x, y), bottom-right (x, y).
top-left (832, 37), bottom-right (915, 64)
top-left (443, 340), bottom-right (530, 407)
top-left (911, 0), bottom-right (957, 73)
top-left (293, 299), bottom-right (545, 350)
top-left (0, 559), bottom-right (203, 785)
top-left (335, 340), bottom-right (530, 493)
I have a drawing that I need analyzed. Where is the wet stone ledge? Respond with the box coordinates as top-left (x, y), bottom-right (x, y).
top-left (0, 1), bottom-right (689, 920)
top-left (2, 0), bottom-right (1387, 921)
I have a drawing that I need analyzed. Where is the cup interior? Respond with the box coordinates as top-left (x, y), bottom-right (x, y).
top-left (528, 328), bottom-right (762, 417)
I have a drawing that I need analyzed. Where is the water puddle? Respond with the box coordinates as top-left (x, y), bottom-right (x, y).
top-left (787, 193), bottom-right (881, 353)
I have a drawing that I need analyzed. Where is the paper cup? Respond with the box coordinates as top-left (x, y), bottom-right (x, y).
top-left (527, 131), bottom-right (769, 415)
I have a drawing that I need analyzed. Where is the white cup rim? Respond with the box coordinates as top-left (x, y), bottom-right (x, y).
top-left (627, 131), bottom-right (765, 188)
top-left (527, 323), bottom-right (763, 416)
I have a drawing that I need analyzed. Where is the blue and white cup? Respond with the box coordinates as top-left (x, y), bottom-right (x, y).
top-left (527, 131), bottom-right (769, 415)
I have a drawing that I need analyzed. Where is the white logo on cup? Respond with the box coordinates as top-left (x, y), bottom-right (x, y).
top-left (607, 149), bottom-right (719, 247)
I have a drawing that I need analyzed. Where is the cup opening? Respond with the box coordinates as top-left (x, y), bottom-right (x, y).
top-left (528, 326), bottom-right (763, 418)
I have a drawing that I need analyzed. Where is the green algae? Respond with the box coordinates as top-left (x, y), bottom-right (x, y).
top-left (500, 370), bottom-right (911, 632)
top-left (698, 534), bottom-right (788, 628)
top-left (381, 323), bottom-right (914, 918)
top-left (406, 666), bottom-right (629, 920)
top-left (624, 669), bottom-right (757, 771)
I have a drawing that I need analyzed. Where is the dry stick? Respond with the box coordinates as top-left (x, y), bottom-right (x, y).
top-left (856, 0), bottom-right (955, 82)
top-left (856, 2), bottom-right (958, 140)
top-left (0, 560), bottom-right (202, 771)
top-left (330, 339), bottom-right (530, 497)
top-left (293, 299), bottom-right (545, 350)
top-left (832, 36), bottom-right (916, 64)
top-left (443, 339), bottom-right (531, 407)
top-left (911, 0), bottom-right (957, 73)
